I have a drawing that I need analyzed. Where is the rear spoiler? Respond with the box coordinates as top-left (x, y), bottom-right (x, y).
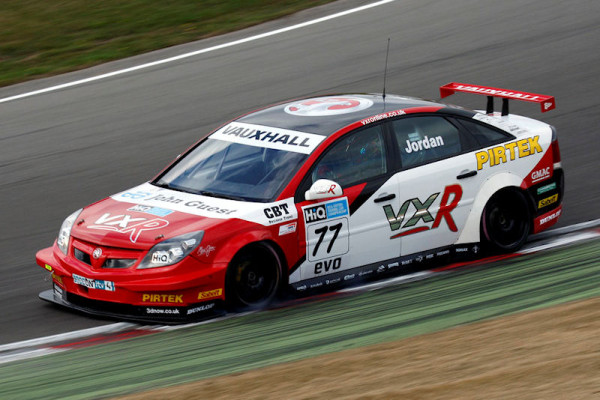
top-left (439, 82), bottom-right (555, 116)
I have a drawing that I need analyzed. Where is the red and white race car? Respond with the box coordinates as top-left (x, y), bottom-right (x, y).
top-left (36, 83), bottom-right (563, 322)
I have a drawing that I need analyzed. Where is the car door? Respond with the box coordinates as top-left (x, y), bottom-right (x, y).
top-left (383, 115), bottom-right (482, 255)
top-left (290, 124), bottom-right (401, 285)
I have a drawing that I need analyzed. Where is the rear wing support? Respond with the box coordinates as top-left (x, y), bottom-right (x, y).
top-left (440, 82), bottom-right (555, 116)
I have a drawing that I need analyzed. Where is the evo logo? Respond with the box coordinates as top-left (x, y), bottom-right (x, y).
top-left (383, 185), bottom-right (462, 238)
top-left (314, 257), bottom-right (341, 274)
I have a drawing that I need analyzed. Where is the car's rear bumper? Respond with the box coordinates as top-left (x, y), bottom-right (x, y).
top-left (528, 168), bottom-right (564, 233)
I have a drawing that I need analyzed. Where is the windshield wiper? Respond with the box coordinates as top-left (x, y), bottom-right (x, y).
top-left (153, 181), bottom-right (197, 195)
top-left (153, 181), bottom-right (171, 189)
top-left (197, 191), bottom-right (246, 202)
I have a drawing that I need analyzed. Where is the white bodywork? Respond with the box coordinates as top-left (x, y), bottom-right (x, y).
top-left (290, 112), bottom-right (554, 284)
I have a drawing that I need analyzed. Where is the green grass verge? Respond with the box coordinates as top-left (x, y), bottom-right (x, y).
top-left (1, 239), bottom-right (599, 400)
top-left (0, 0), bottom-right (335, 87)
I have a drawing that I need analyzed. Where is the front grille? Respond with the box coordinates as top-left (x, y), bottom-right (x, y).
top-left (73, 248), bottom-right (91, 265)
top-left (71, 238), bottom-right (143, 269)
top-left (103, 258), bottom-right (137, 269)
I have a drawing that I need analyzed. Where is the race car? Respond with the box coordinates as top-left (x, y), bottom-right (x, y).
top-left (36, 83), bottom-right (564, 322)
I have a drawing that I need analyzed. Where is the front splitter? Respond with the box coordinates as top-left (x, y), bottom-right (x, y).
top-left (39, 289), bottom-right (225, 325)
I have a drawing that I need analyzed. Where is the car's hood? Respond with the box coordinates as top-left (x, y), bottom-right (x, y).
top-left (70, 183), bottom-right (297, 249)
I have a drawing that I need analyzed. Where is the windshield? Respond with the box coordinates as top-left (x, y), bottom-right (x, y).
top-left (155, 138), bottom-right (308, 202)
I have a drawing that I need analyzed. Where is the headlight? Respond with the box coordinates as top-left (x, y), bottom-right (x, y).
top-left (138, 231), bottom-right (204, 269)
top-left (57, 209), bottom-right (83, 255)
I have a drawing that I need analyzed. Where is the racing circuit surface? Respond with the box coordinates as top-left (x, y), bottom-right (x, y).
top-left (0, 0), bottom-right (598, 346)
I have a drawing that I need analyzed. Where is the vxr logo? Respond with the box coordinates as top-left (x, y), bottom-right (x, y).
top-left (383, 184), bottom-right (462, 239)
top-left (88, 213), bottom-right (169, 243)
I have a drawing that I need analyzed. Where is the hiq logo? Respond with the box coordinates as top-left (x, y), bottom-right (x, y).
top-left (128, 205), bottom-right (173, 217)
top-left (304, 205), bottom-right (327, 223)
top-left (304, 199), bottom-right (349, 223)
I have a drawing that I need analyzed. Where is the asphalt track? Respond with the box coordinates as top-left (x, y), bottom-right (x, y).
top-left (0, 0), bottom-right (598, 344)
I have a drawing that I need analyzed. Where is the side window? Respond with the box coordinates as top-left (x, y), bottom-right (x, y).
top-left (311, 125), bottom-right (387, 188)
top-left (458, 119), bottom-right (511, 147)
top-left (391, 116), bottom-right (462, 169)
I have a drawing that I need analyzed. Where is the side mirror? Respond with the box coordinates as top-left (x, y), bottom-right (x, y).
top-left (305, 179), bottom-right (343, 201)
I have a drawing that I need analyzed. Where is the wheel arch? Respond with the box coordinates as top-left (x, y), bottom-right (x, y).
top-left (457, 172), bottom-right (533, 244)
top-left (227, 239), bottom-right (288, 281)
top-left (211, 229), bottom-right (273, 264)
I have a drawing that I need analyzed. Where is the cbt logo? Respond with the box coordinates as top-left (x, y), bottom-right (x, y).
top-left (263, 204), bottom-right (290, 219)
top-left (88, 213), bottom-right (169, 243)
top-left (383, 185), bottom-right (462, 238)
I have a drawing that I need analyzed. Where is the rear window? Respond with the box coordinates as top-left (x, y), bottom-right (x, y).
top-left (391, 116), bottom-right (462, 169)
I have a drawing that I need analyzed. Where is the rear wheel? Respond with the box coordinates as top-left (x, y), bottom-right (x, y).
top-left (225, 243), bottom-right (281, 311)
top-left (481, 190), bottom-right (531, 253)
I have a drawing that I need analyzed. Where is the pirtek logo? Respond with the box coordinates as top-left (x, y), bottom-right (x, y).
top-left (383, 185), bottom-right (462, 238)
top-left (475, 136), bottom-right (542, 170)
top-left (142, 294), bottom-right (183, 303)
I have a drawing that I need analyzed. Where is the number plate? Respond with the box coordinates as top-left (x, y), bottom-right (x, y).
top-left (303, 198), bottom-right (350, 262)
top-left (72, 273), bottom-right (115, 291)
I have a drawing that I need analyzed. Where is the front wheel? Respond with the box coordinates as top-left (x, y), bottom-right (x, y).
top-left (481, 190), bottom-right (531, 253)
top-left (225, 243), bottom-right (281, 311)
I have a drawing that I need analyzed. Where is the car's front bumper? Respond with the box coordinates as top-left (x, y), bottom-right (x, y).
top-left (36, 245), bottom-right (228, 324)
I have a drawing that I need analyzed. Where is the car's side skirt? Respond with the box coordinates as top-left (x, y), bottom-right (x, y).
top-left (290, 243), bottom-right (482, 292)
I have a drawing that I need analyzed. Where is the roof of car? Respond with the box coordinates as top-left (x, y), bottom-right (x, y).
top-left (236, 94), bottom-right (451, 136)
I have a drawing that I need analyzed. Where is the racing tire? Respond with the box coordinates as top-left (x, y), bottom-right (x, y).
top-left (481, 189), bottom-right (531, 253)
top-left (225, 243), bottom-right (282, 311)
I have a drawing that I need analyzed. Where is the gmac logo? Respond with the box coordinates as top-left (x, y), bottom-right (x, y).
top-left (383, 185), bottom-right (462, 238)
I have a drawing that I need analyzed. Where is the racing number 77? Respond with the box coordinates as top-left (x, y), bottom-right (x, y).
top-left (312, 222), bottom-right (343, 257)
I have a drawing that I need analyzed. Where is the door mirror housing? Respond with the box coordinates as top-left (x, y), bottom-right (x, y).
top-left (305, 179), bottom-right (343, 201)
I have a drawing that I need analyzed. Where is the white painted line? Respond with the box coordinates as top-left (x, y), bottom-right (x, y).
top-left (522, 231), bottom-right (600, 254)
top-left (338, 271), bottom-right (432, 293)
top-left (0, 322), bottom-right (138, 352)
top-left (530, 218), bottom-right (600, 240)
top-left (0, 0), bottom-right (396, 104)
top-left (0, 348), bottom-right (66, 365)
top-left (153, 310), bottom-right (258, 332)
